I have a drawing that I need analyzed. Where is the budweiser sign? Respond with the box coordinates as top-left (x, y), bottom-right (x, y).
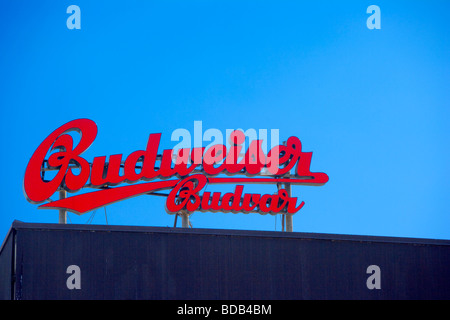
top-left (24, 119), bottom-right (328, 217)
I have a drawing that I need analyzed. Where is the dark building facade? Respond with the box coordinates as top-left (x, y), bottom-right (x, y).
top-left (1, 220), bottom-right (449, 300)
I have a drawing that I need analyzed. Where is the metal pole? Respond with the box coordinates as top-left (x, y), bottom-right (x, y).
top-left (181, 212), bottom-right (189, 228)
top-left (173, 214), bottom-right (178, 227)
top-left (277, 183), bottom-right (285, 232)
top-left (285, 183), bottom-right (293, 232)
top-left (279, 141), bottom-right (293, 232)
top-left (58, 190), bottom-right (67, 224)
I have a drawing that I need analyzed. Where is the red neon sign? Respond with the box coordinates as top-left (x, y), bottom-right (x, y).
top-left (24, 119), bottom-right (328, 216)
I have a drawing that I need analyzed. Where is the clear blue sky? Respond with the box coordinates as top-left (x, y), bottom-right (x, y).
top-left (0, 1), bottom-right (449, 240)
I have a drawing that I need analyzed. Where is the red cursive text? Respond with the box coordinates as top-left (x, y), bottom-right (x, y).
top-left (24, 119), bottom-right (328, 215)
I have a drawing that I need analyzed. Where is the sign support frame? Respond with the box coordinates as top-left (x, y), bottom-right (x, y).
top-left (58, 190), bottom-right (67, 224)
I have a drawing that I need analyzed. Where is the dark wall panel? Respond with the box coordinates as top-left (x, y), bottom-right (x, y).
top-left (2, 221), bottom-right (450, 299)
top-left (0, 230), bottom-right (14, 300)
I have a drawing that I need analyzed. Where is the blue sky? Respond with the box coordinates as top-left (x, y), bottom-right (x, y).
top-left (0, 1), bottom-right (449, 240)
